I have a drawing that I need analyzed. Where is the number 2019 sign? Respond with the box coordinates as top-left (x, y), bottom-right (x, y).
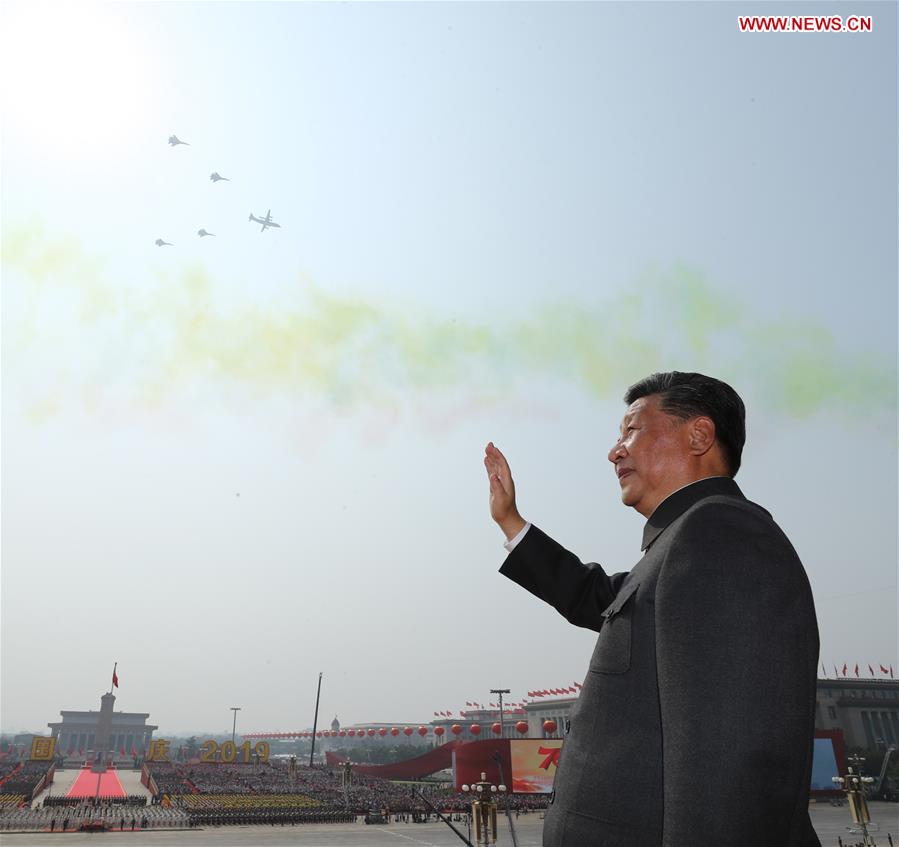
top-left (200, 740), bottom-right (270, 763)
top-left (146, 739), bottom-right (270, 763)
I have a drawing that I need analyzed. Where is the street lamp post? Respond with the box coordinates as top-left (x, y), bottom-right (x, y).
top-left (230, 707), bottom-right (242, 746)
top-left (490, 689), bottom-right (510, 738)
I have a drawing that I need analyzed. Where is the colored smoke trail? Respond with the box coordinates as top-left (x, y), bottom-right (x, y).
top-left (3, 226), bottom-right (895, 423)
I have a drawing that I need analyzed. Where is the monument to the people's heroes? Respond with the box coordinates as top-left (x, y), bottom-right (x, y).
top-left (90, 691), bottom-right (116, 772)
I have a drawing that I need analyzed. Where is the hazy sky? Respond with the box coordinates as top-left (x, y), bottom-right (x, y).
top-left (2, 1), bottom-right (896, 736)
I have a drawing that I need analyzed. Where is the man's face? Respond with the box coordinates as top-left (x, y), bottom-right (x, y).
top-left (607, 394), bottom-right (692, 518)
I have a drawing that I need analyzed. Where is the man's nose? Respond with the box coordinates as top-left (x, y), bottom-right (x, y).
top-left (608, 441), bottom-right (626, 463)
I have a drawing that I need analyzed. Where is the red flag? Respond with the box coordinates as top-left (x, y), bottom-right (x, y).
top-left (112, 663), bottom-right (119, 688)
top-left (842, 663), bottom-right (847, 676)
top-left (573, 681), bottom-right (582, 689)
top-left (834, 665), bottom-right (839, 678)
top-left (869, 664), bottom-right (875, 677)
top-left (466, 701), bottom-right (473, 706)
top-left (854, 664), bottom-right (859, 677)
top-left (880, 665), bottom-right (889, 675)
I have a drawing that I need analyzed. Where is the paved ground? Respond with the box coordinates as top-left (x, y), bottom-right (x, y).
top-left (31, 769), bottom-right (153, 809)
top-left (1, 804), bottom-right (897, 846)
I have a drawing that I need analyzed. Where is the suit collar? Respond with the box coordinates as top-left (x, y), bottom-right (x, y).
top-left (641, 476), bottom-right (743, 551)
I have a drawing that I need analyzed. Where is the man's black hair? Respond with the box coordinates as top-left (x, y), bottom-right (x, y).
top-left (624, 372), bottom-right (746, 476)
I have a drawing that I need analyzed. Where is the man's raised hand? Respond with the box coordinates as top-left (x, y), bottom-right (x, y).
top-left (484, 442), bottom-right (526, 541)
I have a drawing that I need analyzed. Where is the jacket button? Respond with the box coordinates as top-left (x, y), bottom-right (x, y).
top-left (564, 719), bottom-right (571, 734)
top-left (549, 790), bottom-right (555, 805)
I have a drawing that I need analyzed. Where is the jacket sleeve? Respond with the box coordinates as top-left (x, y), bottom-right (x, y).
top-left (655, 501), bottom-right (819, 846)
top-left (499, 524), bottom-right (629, 633)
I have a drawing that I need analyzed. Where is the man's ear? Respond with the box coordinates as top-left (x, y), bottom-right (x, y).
top-left (687, 416), bottom-right (716, 456)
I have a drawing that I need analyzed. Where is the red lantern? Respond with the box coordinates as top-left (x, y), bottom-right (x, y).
top-left (434, 727), bottom-right (445, 737)
top-left (391, 728), bottom-right (400, 736)
top-left (515, 721), bottom-right (528, 734)
top-left (379, 728), bottom-right (387, 736)
top-left (491, 723), bottom-right (502, 735)
top-left (367, 729), bottom-right (376, 737)
top-left (403, 727), bottom-right (414, 736)
top-left (348, 730), bottom-right (356, 737)
top-left (450, 724), bottom-right (462, 735)
top-left (339, 730), bottom-right (346, 737)
top-left (469, 723), bottom-right (481, 736)
top-left (418, 726), bottom-right (428, 736)
top-left (316, 732), bottom-right (322, 738)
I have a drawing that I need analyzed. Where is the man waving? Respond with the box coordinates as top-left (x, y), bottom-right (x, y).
top-left (486, 371), bottom-right (820, 847)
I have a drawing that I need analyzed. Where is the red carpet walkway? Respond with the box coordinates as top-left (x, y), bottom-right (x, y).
top-left (66, 766), bottom-right (126, 798)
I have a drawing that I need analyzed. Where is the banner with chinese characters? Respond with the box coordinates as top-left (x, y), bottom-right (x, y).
top-left (510, 739), bottom-right (562, 793)
top-left (30, 737), bottom-right (56, 761)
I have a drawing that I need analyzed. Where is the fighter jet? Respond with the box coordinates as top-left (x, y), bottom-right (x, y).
top-left (197, 229), bottom-right (215, 237)
top-left (210, 172), bottom-right (229, 182)
top-left (168, 135), bottom-right (189, 146)
top-left (155, 238), bottom-right (173, 246)
top-left (248, 210), bottom-right (280, 232)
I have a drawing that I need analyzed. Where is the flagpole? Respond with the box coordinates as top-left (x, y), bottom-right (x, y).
top-left (309, 672), bottom-right (323, 768)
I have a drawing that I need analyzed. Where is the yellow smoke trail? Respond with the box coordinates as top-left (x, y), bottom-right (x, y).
top-left (2, 225), bottom-right (895, 421)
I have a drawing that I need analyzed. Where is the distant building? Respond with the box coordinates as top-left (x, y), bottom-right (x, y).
top-left (235, 678), bottom-right (899, 757)
top-left (431, 705), bottom-right (564, 741)
top-left (47, 691), bottom-right (157, 761)
top-left (434, 679), bottom-right (899, 751)
top-left (814, 678), bottom-right (899, 749)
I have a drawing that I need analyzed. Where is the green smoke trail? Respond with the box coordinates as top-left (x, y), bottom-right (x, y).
top-left (2, 226), bottom-right (895, 421)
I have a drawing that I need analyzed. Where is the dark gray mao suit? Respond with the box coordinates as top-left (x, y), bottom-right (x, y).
top-left (501, 477), bottom-right (820, 847)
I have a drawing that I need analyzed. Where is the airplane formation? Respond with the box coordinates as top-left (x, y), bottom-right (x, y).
top-left (156, 135), bottom-right (281, 246)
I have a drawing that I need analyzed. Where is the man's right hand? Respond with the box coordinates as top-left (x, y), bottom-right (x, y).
top-left (484, 442), bottom-right (526, 541)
